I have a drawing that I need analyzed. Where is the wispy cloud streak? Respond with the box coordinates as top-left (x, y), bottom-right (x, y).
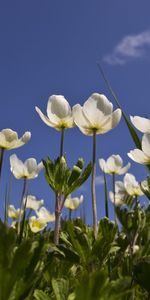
top-left (103, 29), bottom-right (150, 65)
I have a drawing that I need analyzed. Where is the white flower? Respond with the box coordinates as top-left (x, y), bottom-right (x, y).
top-left (130, 116), bottom-right (150, 133)
top-left (36, 207), bottom-right (55, 222)
top-left (72, 93), bottom-right (122, 135)
top-left (0, 129), bottom-right (31, 150)
top-left (10, 154), bottom-right (43, 179)
top-left (64, 195), bottom-right (84, 210)
top-left (23, 195), bottom-right (44, 211)
top-left (109, 181), bottom-right (127, 206)
top-left (35, 95), bottom-right (74, 130)
top-left (99, 154), bottom-right (130, 175)
top-left (124, 173), bottom-right (143, 196)
top-left (29, 216), bottom-right (47, 233)
top-left (8, 205), bottom-right (23, 219)
top-left (128, 133), bottom-right (150, 165)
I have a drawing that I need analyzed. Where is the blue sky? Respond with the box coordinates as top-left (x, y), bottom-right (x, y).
top-left (0, 0), bottom-right (150, 223)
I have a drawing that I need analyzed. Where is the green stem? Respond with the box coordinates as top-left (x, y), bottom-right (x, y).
top-left (17, 178), bottom-right (27, 236)
top-left (0, 148), bottom-right (5, 181)
top-left (69, 209), bottom-right (72, 220)
top-left (91, 130), bottom-right (97, 238)
top-left (112, 173), bottom-right (117, 224)
top-left (103, 172), bottom-right (109, 218)
top-left (54, 192), bottom-right (61, 244)
top-left (4, 173), bottom-right (13, 224)
top-left (60, 128), bottom-right (65, 157)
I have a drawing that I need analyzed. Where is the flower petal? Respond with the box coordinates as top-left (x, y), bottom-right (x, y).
top-left (47, 95), bottom-right (72, 120)
top-left (72, 104), bottom-right (92, 134)
top-left (24, 158), bottom-right (38, 178)
top-left (36, 207), bottom-right (55, 222)
top-left (99, 158), bottom-right (108, 172)
top-left (142, 133), bottom-right (150, 156)
top-left (35, 106), bottom-right (57, 127)
top-left (106, 155), bottom-right (123, 173)
top-left (96, 109), bottom-right (122, 134)
top-left (10, 154), bottom-right (25, 179)
top-left (128, 149), bottom-right (150, 164)
top-left (83, 93), bottom-right (113, 119)
top-left (130, 116), bottom-right (150, 133)
top-left (118, 162), bottom-right (131, 175)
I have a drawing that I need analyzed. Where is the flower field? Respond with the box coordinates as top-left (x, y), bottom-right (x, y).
top-left (0, 90), bottom-right (150, 300)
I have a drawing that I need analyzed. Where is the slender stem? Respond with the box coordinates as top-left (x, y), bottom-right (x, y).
top-left (69, 209), bottom-right (72, 220)
top-left (53, 128), bottom-right (65, 244)
top-left (54, 192), bottom-right (61, 244)
top-left (17, 178), bottom-right (27, 236)
top-left (60, 128), bottom-right (65, 157)
top-left (103, 172), bottom-right (109, 218)
top-left (18, 184), bottom-right (29, 244)
top-left (4, 173), bottom-right (13, 224)
top-left (0, 148), bottom-right (5, 181)
top-left (112, 173), bottom-right (117, 224)
top-left (91, 130), bottom-right (97, 238)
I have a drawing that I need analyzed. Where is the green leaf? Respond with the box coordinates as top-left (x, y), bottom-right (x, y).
top-left (65, 162), bottom-right (92, 197)
top-left (34, 289), bottom-right (52, 300)
top-left (133, 257), bottom-right (150, 293)
top-left (92, 218), bottom-right (118, 264)
top-left (68, 166), bottom-right (83, 186)
top-left (51, 278), bottom-right (69, 300)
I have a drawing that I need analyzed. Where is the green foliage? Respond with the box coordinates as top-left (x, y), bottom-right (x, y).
top-left (42, 156), bottom-right (92, 197)
top-left (133, 257), bottom-right (150, 293)
top-left (0, 221), bottom-right (48, 300)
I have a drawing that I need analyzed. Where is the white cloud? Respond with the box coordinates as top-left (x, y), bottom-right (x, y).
top-left (103, 29), bottom-right (150, 65)
top-left (95, 175), bottom-right (104, 185)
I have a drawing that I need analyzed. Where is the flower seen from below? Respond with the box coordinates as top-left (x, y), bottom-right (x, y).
top-left (23, 195), bottom-right (44, 211)
top-left (72, 93), bottom-right (122, 135)
top-left (8, 204), bottom-right (23, 219)
top-left (29, 216), bottom-right (47, 233)
top-left (0, 129), bottom-right (31, 150)
top-left (36, 207), bottom-right (55, 222)
top-left (10, 154), bottom-right (43, 179)
top-left (109, 181), bottom-right (128, 206)
top-left (35, 95), bottom-right (74, 130)
top-left (109, 173), bottom-right (143, 206)
top-left (124, 173), bottom-right (143, 196)
top-left (99, 154), bottom-right (130, 175)
top-left (128, 133), bottom-right (150, 165)
top-left (130, 115), bottom-right (150, 133)
top-left (64, 195), bottom-right (84, 210)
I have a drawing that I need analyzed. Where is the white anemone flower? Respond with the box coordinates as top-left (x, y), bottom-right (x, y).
top-left (109, 181), bottom-right (127, 206)
top-left (72, 93), bottom-right (122, 135)
top-left (23, 195), bottom-right (44, 211)
top-left (0, 129), bottom-right (31, 150)
top-left (36, 207), bottom-right (55, 222)
top-left (10, 154), bottom-right (43, 179)
top-left (29, 216), bottom-right (47, 233)
top-left (99, 154), bottom-right (131, 175)
top-left (8, 204), bottom-right (23, 219)
top-left (64, 195), bottom-right (84, 210)
top-left (35, 95), bottom-right (74, 130)
top-left (124, 173), bottom-right (143, 196)
top-left (130, 116), bottom-right (150, 133)
top-left (128, 133), bottom-right (150, 165)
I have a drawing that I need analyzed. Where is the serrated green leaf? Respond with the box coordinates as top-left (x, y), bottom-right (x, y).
top-left (34, 289), bottom-right (52, 300)
top-left (52, 278), bottom-right (68, 300)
